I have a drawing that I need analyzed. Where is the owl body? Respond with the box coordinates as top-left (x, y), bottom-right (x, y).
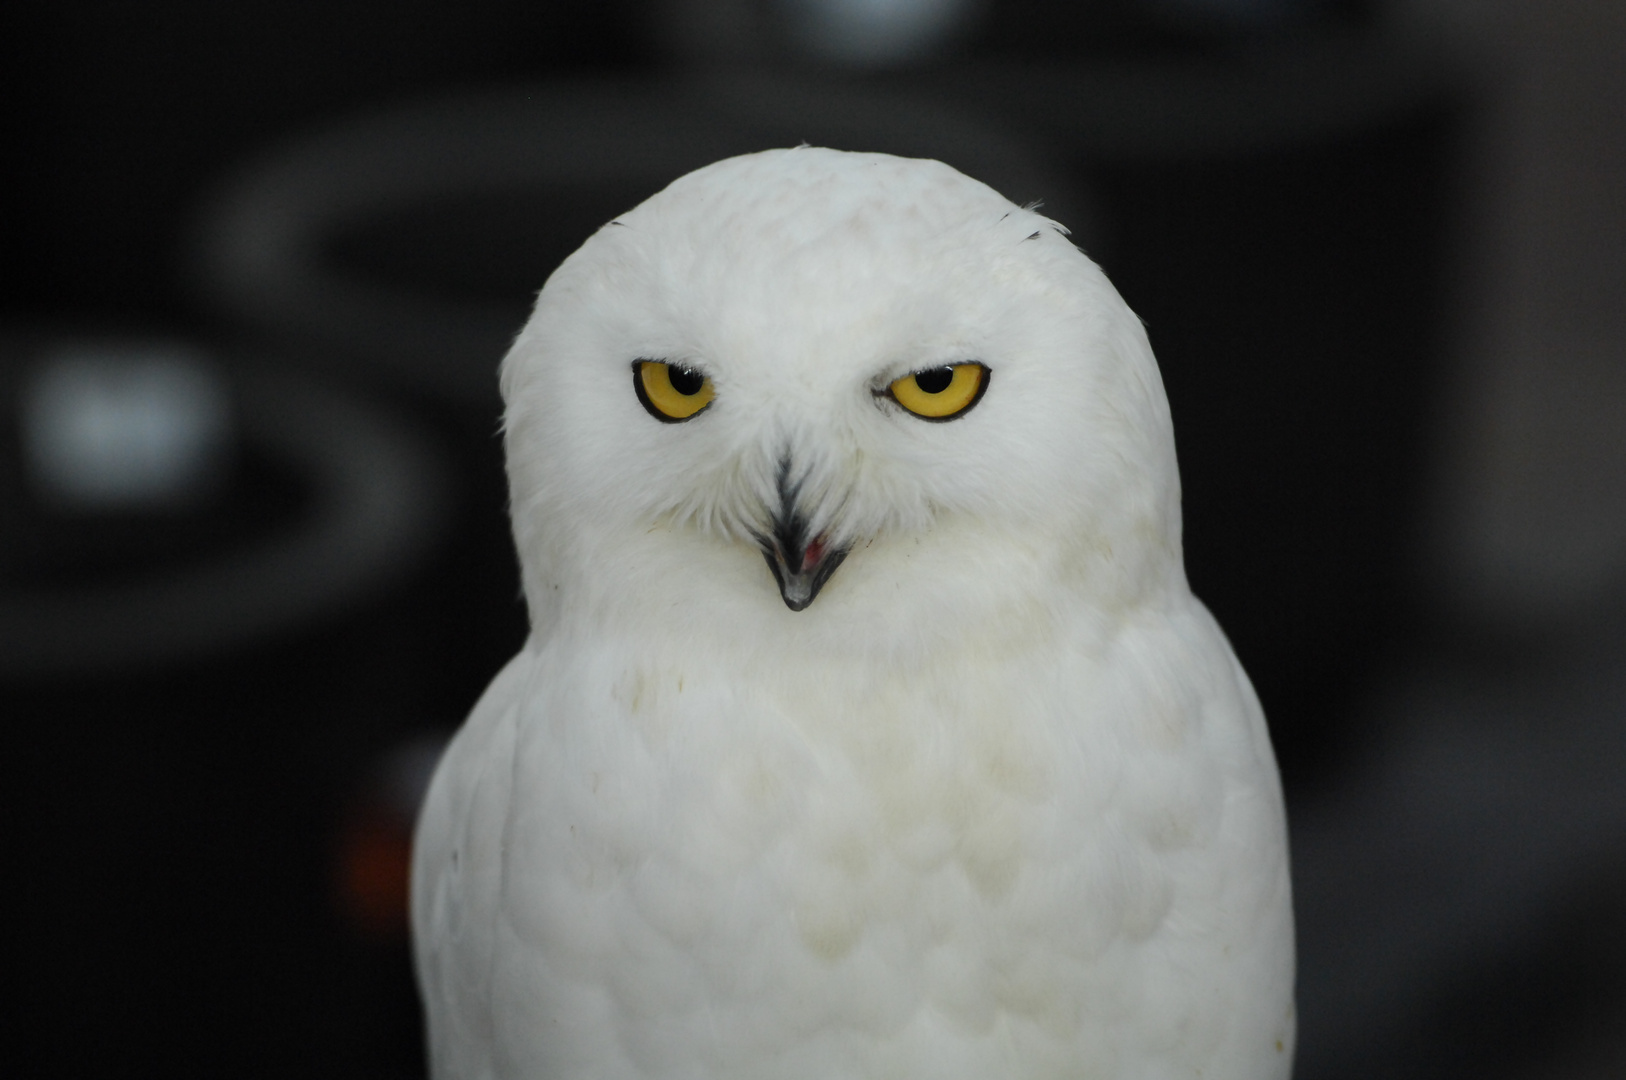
top-left (413, 148), bottom-right (1294, 1080)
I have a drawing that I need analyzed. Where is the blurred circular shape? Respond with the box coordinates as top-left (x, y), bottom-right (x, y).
top-left (0, 334), bottom-right (450, 678)
top-left (190, 77), bottom-right (1086, 413)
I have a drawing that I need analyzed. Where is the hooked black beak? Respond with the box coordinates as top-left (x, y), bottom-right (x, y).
top-left (753, 458), bottom-right (848, 611)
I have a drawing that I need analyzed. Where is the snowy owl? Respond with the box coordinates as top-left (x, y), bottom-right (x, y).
top-left (412, 147), bottom-right (1295, 1080)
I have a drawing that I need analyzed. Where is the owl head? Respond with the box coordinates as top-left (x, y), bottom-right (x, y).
top-left (500, 148), bottom-right (1183, 656)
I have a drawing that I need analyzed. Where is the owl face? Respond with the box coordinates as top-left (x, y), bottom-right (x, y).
top-left (501, 150), bottom-right (1180, 635)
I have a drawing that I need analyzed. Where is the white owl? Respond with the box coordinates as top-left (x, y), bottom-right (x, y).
top-left (412, 147), bottom-right (1295, 1080)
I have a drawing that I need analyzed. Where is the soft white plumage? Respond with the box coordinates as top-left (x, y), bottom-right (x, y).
top-left (412, 147), bottom-right (1295, 1080)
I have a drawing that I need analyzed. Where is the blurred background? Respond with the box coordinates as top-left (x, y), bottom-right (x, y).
top-left (2, 1), bottom-right (1623, 1077)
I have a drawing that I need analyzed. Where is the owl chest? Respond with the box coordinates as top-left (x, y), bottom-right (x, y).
top-left (507, 651), bottom-right (1202, 958)
top-left (469, 641), bottom-right (1266, 1078)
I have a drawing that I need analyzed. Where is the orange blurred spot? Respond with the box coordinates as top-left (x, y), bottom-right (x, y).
top-left (337, 809), bottom-right (412, 938)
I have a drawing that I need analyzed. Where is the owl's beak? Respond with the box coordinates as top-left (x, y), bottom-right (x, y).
top-left (754, 458), bottom-right (848, 611)
top-left (759, 524), bottom-right (848, 611)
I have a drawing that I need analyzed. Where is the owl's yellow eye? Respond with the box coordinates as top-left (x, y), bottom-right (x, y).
top-left (634, 360), bottom-right (715, 422)
top-left (887, 363), bottom-right (989, 421)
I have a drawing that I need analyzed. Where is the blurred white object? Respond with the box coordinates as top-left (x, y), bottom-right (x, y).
top-left (22, 345), bottom-right (231, 510)
top-left (1, 354), bottom-right (448, 676)
top-left (657, 0), bottom-right (979, 66)
top-left (779, 0), bottom-right (979, 64)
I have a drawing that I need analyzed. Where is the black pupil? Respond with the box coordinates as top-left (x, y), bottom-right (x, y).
top-left (668, 365), bottom-right (704, 396)
top-left (914, 367), bottom-right (954, 394)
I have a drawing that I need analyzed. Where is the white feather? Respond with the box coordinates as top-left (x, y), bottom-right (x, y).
top-left (414, 147), bottom-right (1294, 1080)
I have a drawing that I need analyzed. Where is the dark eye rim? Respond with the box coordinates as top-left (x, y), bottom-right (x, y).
top-left (878, 361), bottom-right (992, 423)
top-left (632, 359), bottom-right (713, 424)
